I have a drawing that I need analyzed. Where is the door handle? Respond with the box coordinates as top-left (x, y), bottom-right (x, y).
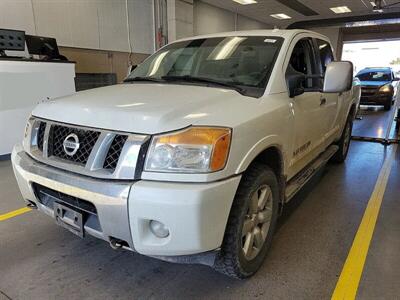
top-left (320, 97), bottom-right (327, 106)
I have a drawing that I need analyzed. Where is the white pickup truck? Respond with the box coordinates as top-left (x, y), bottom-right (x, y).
top-left (12, 29), bottom-right (360, 278)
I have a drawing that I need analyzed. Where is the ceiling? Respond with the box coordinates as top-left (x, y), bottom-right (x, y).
top-left (200, 0), bottom-right (400, 28)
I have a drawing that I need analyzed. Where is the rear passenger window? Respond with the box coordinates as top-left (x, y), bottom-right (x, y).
top-left (316, 39), bottom-right (334, 74)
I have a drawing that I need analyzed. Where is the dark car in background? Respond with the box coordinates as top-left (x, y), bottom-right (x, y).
top-left (356, 67), bottom-right (398, 110)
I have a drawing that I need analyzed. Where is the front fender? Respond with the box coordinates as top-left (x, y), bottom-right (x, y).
top-left (350, 79), bottom-right (361, 117)
top-left (235, 135), bottom-right (285, 174)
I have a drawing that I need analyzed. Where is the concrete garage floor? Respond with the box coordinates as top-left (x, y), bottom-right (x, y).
top-left (1, 109), bottom-right (399, 299)
top-left (352, 106), bottom-right (394, 139)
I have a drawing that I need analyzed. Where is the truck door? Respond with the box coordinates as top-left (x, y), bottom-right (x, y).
top-left (315, 38), bottom-right (340, 146)
top-left (285, 37), bottom-right (326, 176)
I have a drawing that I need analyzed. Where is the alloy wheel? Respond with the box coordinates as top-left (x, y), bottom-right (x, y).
top-left (241, 185), bottom-right (273, 261)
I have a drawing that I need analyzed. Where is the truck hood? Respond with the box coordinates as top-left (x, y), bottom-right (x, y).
top-left (359, 80), bottom-right (391, 87)
top-left (33, 83), bottom-right (253, 134)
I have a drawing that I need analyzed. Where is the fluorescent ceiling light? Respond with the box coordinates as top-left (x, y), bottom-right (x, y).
top-left (270, 13), bottom-right (292, 20)
top-left (232, 0), bottom-right (257, 4)
top-left (330, 6), bottom-right (352, 13)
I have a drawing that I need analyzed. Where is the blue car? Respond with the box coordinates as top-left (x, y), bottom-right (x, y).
top-left (355, 67), bottom-right (398, 111)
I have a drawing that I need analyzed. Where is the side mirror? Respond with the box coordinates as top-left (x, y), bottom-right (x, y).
top-left (323, 61), bottom-right (353, 93)
top-left (287, 74), bottom-right (305, 98)
top-left (392, 77), bottom-right (399, 81)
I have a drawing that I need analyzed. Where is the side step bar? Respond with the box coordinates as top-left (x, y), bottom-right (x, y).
top-left (285, 145), bottom-right (339, 202)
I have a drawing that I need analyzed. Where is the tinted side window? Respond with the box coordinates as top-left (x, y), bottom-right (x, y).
top-left (317, 39), bottom-right (334, 74)
top-left (287, 38), bottom-right (319, 89)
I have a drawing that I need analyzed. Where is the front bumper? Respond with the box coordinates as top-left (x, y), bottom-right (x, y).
top-left (12, 145), bottom-right (241, 256)
top-left (360, 93), bottom-right (392, 105)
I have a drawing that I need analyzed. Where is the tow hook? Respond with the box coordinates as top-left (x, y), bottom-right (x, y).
top-left (109, 238), bottom-right (124, 250)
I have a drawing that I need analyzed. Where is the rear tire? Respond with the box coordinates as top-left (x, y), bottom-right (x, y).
top-left (331, 116), bottom-right (353, 163)
top-left (213, 163), bottom-right (279, 279)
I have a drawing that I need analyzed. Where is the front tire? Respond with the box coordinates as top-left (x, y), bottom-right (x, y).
top-left (213, 163), bottom-right (279, 279)
top-left (331, 116), bottom-right (353, 163)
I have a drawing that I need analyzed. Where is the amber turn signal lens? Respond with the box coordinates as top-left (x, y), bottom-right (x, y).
top-left (210, 129), bottom-right (231, 171)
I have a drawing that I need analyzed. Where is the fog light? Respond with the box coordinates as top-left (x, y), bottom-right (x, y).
top-left (149, 220), bottom-right (170, 238)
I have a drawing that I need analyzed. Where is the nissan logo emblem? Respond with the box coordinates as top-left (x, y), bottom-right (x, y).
top-left (63, 133), bottom-right (80, 156)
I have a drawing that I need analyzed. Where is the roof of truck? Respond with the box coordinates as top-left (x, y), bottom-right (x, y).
top-left (174, 29), bottom-right (329, 43)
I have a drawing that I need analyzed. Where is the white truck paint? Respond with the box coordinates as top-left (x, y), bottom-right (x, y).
top-left (12, 30), bottom-right (360, 277)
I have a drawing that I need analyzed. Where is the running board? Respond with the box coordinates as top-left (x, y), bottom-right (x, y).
top-left (285, 145), bottom-right (339, 202)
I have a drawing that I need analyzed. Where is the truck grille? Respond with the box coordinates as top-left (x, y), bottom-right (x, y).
top-left (103, 135), bottom-right (128, 170)
top-left (361, 86), bottom-right (378, 95)
top-left (27, 118), bottom-right (147, 180)
top-left (49, 125), bottom-right (100, 165)
top-left (37, 122), bottom-right (46, 151)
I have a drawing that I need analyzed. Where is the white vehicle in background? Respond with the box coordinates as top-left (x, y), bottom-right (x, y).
top-left (12, 30), bottom-right (360, 278)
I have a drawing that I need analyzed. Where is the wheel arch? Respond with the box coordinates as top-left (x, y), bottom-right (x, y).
top-left (250, 146), bottom-right (284, 178)
top-left (236, 143), bottom-right (286, 204)
top-left (236, 136), bottom-right (285, 178)
top-left (349, 103), bottom-right (357, 120)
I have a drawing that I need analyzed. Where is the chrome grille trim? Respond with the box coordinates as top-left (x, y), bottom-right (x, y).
top-left (26, 117), bottom-right (149, 180)
top-left (43, 122), bottom-right (51, 159)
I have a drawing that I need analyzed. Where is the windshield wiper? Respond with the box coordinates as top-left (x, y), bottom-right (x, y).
top-left (161, 75), bottom-right (246, 95)
top-left (124, 76), bottom-right (165, 83)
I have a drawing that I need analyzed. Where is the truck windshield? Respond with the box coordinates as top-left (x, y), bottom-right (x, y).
top-left (126, 36), bottom-right (283, 97)
top-left (356, 70), bottom-right (392, 82)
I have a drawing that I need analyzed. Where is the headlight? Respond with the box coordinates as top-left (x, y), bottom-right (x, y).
top-left (145, 126), bottom-right (231, 173)
top-left (379, 84), bottom-right (392, 93)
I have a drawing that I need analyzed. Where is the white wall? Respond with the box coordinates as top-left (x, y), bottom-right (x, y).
top-left (167, 0), bottom-right (194, 41)
top-left (128, 0), bottom-right (155, 54)
top-left (193, 1), bottom-right (270, 37)
top-left (0, 0), bottom-right (36, 34)
top-left (237, 15), bottom-right (269, 31)
top-left (0, 0), bottom-right (154, 54)
top-left (193, 1), bottom-right (235, 35)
